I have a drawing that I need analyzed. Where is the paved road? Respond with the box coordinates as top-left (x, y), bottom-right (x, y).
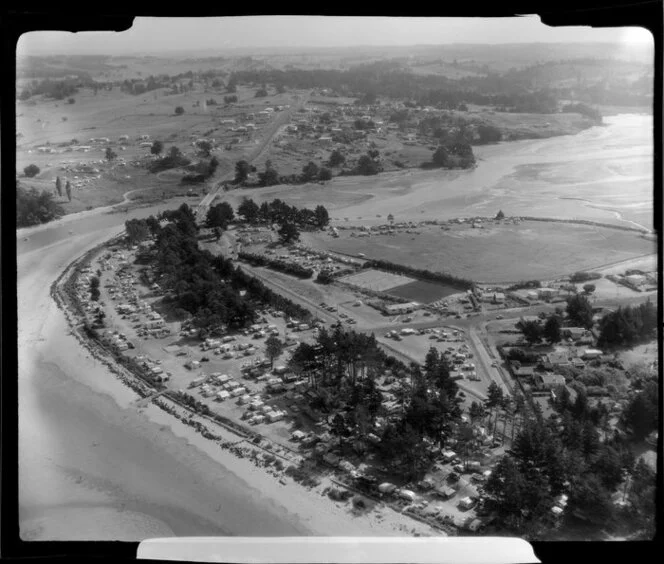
top-left (235, 260), bottom-right (490, 403)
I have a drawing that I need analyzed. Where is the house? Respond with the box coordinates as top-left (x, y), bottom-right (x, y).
top-left (489, 292), bottom-right (505, 303)
top-left (542, 351), bottom-right (571, 369)
top-left (511, 364), bottom-right (536, 378)
top-left (434, 486), bottom-right (457, 500)
top-left (383, 302), bottom-right (419, 315)
top-left (318, 136), bottom-right (333, 144)
top-left (537, 373), bottom-right (566, 389)
top-left (538, 287), bottom-right (558, 299)
top-left (563, 327), bottom-right (591, 341)
top-left (581, 348), bottom-right (603, 360)
top-left (572, 358), bottom-right (586, 369)
top-left (458, 497), bottom-right (475, 510)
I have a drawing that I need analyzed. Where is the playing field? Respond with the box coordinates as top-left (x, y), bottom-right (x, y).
top-left (386, 279), bottom-right (461, 303)
top-left (338, 269), bottom-right (416, 292)
top-left (304, 221), bottom-right (656, 284)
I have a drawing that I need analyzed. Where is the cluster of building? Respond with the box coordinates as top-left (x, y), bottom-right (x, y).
top-left (608, 271), bottom-right (658, 292)
top-left (506, 337), bottom-right (606, 395)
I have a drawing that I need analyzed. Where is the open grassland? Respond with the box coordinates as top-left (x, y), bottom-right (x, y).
top-left (303, 221), bottom-right (655, 283)
top-left (16, 83), bottom-right (308, 215)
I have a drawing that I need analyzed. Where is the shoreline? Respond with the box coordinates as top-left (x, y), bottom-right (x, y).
top-left (19, 112), bottom-right (649, 233)
top-left (26, 232), bottom-right (442, 540)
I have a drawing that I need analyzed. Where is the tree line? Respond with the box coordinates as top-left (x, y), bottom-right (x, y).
top-left (366, 258), bottom-right (475, 290)
top-left (237, 197), bottom-right (329, 230)
top-left (238, 251), bottom-right (314, 279)
top-left (225, 65), bottom-right (599, 115)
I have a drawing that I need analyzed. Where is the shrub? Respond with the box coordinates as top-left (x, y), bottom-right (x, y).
top-left (570, 271), bottom-right (601, 283)
top-left (23, 164), bottom-right (40, 177)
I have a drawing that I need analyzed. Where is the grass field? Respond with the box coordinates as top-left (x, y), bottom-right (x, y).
top-left (16, 80), bottom-right (308, 215)
top-left (304, 221), bottom-right (656, 283)
top-left (386, 279), bottom-right (460, 303)
top-left (338, 269), bottom-right (416, 292)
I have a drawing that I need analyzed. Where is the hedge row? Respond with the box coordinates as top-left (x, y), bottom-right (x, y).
top-left (238, 251), bottom-right (314, 279)
top-left (366, 259), bottom-right (474, 289)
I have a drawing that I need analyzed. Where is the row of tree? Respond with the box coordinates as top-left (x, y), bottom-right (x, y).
top-left (236, 197), bottom-right (330, 230)
top-left (366, 258), bottom-right (474, 290)
top-left (238, 251), bottom-right (314, 279)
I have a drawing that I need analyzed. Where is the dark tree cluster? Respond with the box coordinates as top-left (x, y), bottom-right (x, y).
top-left (379, 347), bottom-right (462, 480)
top-left (144, 204), bottom-right (253, 333)
top-left (570, 271), bottom-right (602, 282)
top-left (19, 77), bottom-right (82, 100)
top-left (236, 197), bottom-right (329, 230)
top-left (351, 153), bottom-right (383, 176)
top-left (428, 142), bottom-right (476, 170)
top-left (238, 251), bottom-right (313, 279)
top-left (566, 294), bottom-right (594, 329)
top-left (486, 390), bottom-right (637, 536)
top-left (598, 301), bottom-right (657, 348)
top-left (16, 184), bottom-right (64, 227)
top-left (139, 204), bottom-right (312, 335)
top-left (23, 164), bottom-right (40, 178)
top-left (148, 146), bottom-right (191, 173)
top-left (205, 201), bottom-right (235, 230)
top-left (125, 218), bottom-right (151, 245)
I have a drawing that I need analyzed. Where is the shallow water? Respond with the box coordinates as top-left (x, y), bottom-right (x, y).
top-left (16, 113), bottom-right (654, 540)
top-left (318, 114), bottom-right (654, 230)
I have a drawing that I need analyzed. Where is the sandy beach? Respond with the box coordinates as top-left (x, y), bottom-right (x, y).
top-left (17, 113), bottom-right (653, 540)
top-left (18, 223), bottom-right (439, 540)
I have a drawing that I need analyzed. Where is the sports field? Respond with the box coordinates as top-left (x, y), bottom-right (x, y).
top-left (338, 269), bottom-right (416, 292)
top-left (338, 268), bottom-right (462, 303)
top-left (304, 221), bottom-right (656, 284)
top-left (386, 279), bottom-right (461, 303)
